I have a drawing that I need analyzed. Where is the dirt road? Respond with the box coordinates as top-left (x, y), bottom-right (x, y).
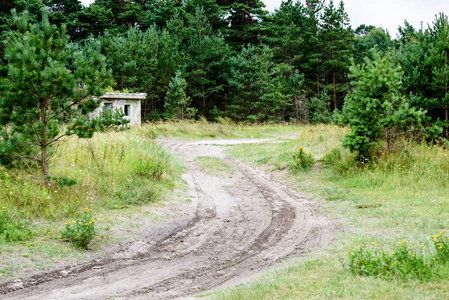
top-left (0, 138), bottom-right (332, 299)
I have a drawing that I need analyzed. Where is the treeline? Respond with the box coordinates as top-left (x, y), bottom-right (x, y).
top-left (1, 0), bottom-right (449, 134)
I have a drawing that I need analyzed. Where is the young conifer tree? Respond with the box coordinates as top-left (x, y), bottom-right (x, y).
top-left (0, 9), bottom-right (112, 186)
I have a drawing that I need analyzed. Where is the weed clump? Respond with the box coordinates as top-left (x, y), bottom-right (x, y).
top-left (0, 206), bottom-right (34, 242)
top-left (61, 208), bottom-right (96, 250)
top-left (432, 231), bottom-right (449, 263)
top-left (343, 232), bottom-right (449, 282)
top-left (291, 147), bottom-right (315, 172)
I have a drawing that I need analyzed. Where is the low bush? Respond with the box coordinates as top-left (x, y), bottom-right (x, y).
top-left (60, 208), bottom-right (96, 250)
top-left (343, 232), bottom-right (449, 282)
top-left (291, 146), bottom-right (315, 172)
top-left (322, 147), bottom-right (342, 168)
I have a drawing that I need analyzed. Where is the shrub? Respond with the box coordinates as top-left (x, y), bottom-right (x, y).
top-left (61, 208), bottom-right (96, 249)
top-left (291, 146), bottom-right (315, 172)
top-left (322, 147), bottom-right (342, 168)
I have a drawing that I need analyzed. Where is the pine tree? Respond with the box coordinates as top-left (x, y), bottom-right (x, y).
top-left (0, 10), bottom-right (112, 185)
top-left (184, 7), bottom-right (230, 117)
top-left (340, 49), bottom-right (425, 158)
top-left (320, 0), bottom-right (353, 110)
top-left (165, 70), bottom-right (191, 119)
top-left (429, 13), bottom-right (449, 136)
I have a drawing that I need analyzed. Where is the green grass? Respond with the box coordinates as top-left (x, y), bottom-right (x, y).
top-left (146, 117), bottom-right (312, 139)
top-left (0, 124), bottom-right (184, 280)
top-left (213, 255), bottom-right (449, 299)
top-left (196, 156), bottom-right (235, 176)
top-left (212, 124), bottom-right (449, 299)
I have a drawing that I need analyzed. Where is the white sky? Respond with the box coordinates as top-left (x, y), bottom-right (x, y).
top-left (80, 0), bottom-right (449, 38)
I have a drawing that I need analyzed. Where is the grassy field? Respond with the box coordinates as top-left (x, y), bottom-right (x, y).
top-left (0, 125), bottom-right (183, 280)
top-left (208, 124), bottom-right (449, 299)
top-left (2, 120), bottom-right (449, 298)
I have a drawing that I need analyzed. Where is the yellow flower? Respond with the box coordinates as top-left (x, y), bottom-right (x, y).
top-left (71, 220), bottom-right (76, 223)
top-left (419, 245), bottom-right (424, 248)
top-left (360, 244), bottom-right (364, 247)
top-left (371, 242), bottom-right (376, 245)
top-left (438, 246), bottom-right (443, 249)
top-left (1, 207), bottom-right (6, 210)
top-left (400, 240), bottom-right (406, 244)
top-left (436, 231), bottom-right (445, 238)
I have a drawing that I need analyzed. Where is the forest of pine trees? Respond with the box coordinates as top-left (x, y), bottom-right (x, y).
top-left (0, 0), bottom-right (448, 135)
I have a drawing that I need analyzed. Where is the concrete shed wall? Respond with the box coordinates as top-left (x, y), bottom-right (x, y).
top-left (88, 93), bottom-right (146, 126)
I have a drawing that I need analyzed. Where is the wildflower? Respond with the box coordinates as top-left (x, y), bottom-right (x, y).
top-left (360, 244), bottom-right (364, 247)
top-left (1, 207), bottom-right (6, 210)
top-left (71, 220), bottom-right (76, 223)
top-left (371, 242), bottom-right (376, 245)
top-left (400, 240), bottom-right (406, 244)
top-left (419, 245), bottom-right (424, 248)
top-left (17, 177), bottom-right (21, 180)
top-left (436, 231), bottom-right (445, 238)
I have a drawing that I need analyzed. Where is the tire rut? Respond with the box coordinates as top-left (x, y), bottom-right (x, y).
top-left (0, 137), bottom-right (333, 300)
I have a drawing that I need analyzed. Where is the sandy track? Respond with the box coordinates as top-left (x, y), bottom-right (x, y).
top-left (0, 138), bottom-right (332, 299)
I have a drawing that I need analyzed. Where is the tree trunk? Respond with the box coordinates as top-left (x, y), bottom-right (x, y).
top-left (40, 102), bottom-right (50, 188)
top-left (202, 84), bottom-right (206, 117)
top-left (294, 96), bottom-right (299, 123)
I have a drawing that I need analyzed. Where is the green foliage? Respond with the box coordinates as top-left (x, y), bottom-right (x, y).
top-left (291, 146), bottom-right (315, 172)
top-left (60, 208), bottom-right (96, 249)
top-left (0, 9), bottom-right (112, 182)
top-left (309, 89), bottom-right (332, 124)
top-left (433, 231), bottom-right (449, 264)
top-left (340, 49), bottom-right (425, 158)
top-left (0, 206), bottom-right (34, 242)
top-left (48, 175), bottom-right (77, 188)
top-left (343, 241), bottom-right (437, 282)
top-left (322, 147), bottom-right (342, 167)
top-left (164, 70), bottom-right (192, 119)
top-left (97, 108), bottom-right (130, 132)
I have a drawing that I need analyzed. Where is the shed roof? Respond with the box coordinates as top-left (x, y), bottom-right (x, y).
top-left (101, 93), bottom-right (147, 100)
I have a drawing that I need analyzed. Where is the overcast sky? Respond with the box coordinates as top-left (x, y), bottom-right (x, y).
top-left (80, 0), bottom-right (449, 38)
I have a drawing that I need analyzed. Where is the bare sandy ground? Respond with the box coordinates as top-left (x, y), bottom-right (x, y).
top-left (0, 137), bottom-right (333, 299)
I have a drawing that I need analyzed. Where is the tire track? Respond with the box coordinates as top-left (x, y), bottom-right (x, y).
top-left (0, 137), bottom-right (333, 300)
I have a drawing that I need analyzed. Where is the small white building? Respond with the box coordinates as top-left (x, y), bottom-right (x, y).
top-left (89, 93), bottom-right (146, 126)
